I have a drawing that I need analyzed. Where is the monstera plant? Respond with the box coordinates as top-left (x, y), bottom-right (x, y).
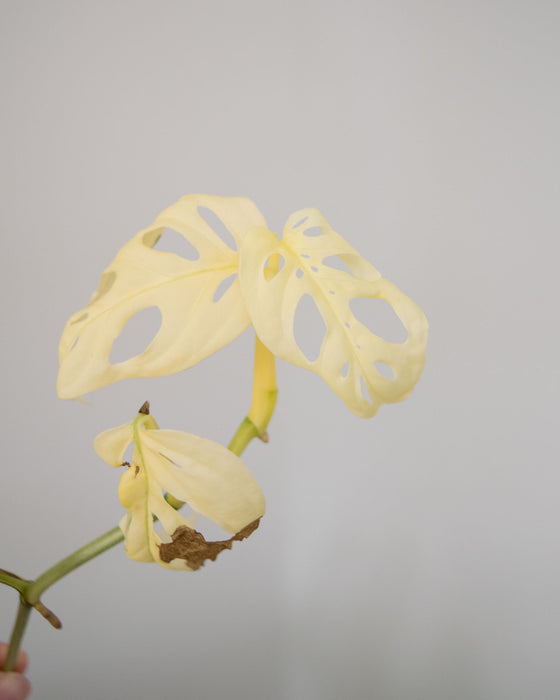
top-left (0, 195), bottom-right (428, 681)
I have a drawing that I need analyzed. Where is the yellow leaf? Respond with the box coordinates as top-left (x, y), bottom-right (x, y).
top-left (239, 209), bottom-right (428, 417)
top-left (94, 416), bottom-right (265, 570)
top-left (58, 195), bottom-right (267, 399)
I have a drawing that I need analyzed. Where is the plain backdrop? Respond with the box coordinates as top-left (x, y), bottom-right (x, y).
top-left (1, 2), bottom-right (558, 699)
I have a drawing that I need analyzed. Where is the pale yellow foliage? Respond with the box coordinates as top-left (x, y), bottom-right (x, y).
top-left (59, 196), bottom-right (427, 417)
top-left (58, 195), bottom-right (267, 398)
top-left (94, 415), bottom-right (265, 570)
top-left (239, 209), bottom-right (428, 417)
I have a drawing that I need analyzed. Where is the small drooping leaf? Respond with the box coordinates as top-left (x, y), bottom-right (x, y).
top-left (239, 208), bottom-right (428, 417)
top-left (94, 413), bottom-right (265, 570)
top-left (58, 195), bottom-right (268, 399)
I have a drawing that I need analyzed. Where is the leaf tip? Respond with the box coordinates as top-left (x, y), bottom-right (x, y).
top-left (138, 400), bottom-right (150, 415)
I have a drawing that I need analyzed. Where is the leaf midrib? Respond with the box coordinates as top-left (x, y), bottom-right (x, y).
top-left (70, 261), bottom-right (238, 339)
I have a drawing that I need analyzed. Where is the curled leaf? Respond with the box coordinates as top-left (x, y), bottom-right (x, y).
top-left (94, 415), bottom-right (265, 570)
top-left (238, 209), bottom-right (428, 417)
top-left (58, 195), bottom-right (268, 399)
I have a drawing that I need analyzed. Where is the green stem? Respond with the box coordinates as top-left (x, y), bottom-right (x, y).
top-left (228, 417), bottom-right (260, 456)
top-left (1, 527), bottom-right (125, 671)
top-left (0, 570), bottom-right (28, 595)
top-left (25, 527), bottom-right (124, 606)
top-left (3, 337), bottom-right (278, 670)
top-left (1, 412), bottom-right (267, 666)
top-left (3, 600), bottom-right (31, 672)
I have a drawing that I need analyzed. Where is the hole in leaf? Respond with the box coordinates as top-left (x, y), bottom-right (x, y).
top-left (349, 298), bottom-right (408, 343)
top-left (264, 255), bottom-right (285, 280)
top-left (375, 362), bottom-right (395, 380)
top-left (293, 216), bottom-right (308, 228)
top-left (301, 254), bottom-right (310, 259)
top-left (303, 226), bottom-right (323, 237)
top-left (345, 322), bottom-right (350, 329)
top-left (296, 269), bottom-right (304, 279)
top-left (189, 512), bottom-right (232, 542)
top-left (150, 228), bottom-right (200, 260)
top-left (311, 266), bottom-right (319, 273)
top-left (213, 274), bottom-right (237, 302)
top-left (360, 376), bottom-right (372, 403)
top-left (293, 294), bottom-right (326, 363)
top-left (162, 487), bottom-right (231, 541)
top-left (153, 522), bottom-right (169, 540)
top-left (110, 306), bottom-right (162, 364)
top-left (329, 290), bottom-right (335, 295)
top-left (341, 361), bottom-right (350, 378)
top-left (123, 443), bottom-right (134, 465)
top-left (323, 254), bottom-right (376, 279)
top-left (198, 206), bottom-right (237, 251)
top-left (263, 255), bottom-right (285, 281)
top-left (87, 271), bottom-right (116, 306)
top-left (323, 255), bottom-right (353, 275)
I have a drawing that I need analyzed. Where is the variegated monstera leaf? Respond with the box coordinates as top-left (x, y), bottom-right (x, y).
top-left (239, 209), bottom-right (428, 417)
top-left (58, 195), bottom-right (267, 398)
top-left (94, 408), bottom-right (265, 570)
top-left (59, 195), bottom-right (428, 417)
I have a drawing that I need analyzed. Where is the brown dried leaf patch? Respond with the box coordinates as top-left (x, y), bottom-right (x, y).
top-left (158, 518), bottom-right (261, 570)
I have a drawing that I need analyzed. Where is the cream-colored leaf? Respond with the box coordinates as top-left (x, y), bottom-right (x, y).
top-left (58, 195), bottom-right (268, 398)
top-left (239, 209), bottom-right (428, 417)
top-left (142, 430), bottom-right (266, 534)
top-left (94, 424), bottom-right (133, 467)
top-left (95, 417), bottom-right (265, 570)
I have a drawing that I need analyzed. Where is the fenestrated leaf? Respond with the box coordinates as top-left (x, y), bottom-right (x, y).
top-left (239, 209), bottom-right (428, 418)
top-left (58, 195), bottom-right (268, 398)
top-left (94, 419), bottom-right (265, 571)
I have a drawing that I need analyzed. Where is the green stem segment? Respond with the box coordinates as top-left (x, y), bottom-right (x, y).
top-left (0, 570), bottom-right (28, 595)
top-left (4, 601), bottom-right (32, 672)
top-left (228, 417), bottom-right (260, 456)
top-left (2, 528), bottom-right (124, 672)
top-left (25, 527), bottom-right (124, 607)
top-left (2, 333), bottom-right (277, 672)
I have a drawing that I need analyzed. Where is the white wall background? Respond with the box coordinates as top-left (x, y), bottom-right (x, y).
top-left (1, 2), bottom-right (558, 699)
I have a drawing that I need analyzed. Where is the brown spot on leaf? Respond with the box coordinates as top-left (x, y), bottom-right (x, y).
top-left (158, 518), bottom-right (261, 570)
top-left (138, 400), bottom-right (150, 415)
top-left (121, 461), bottom-right (131, 469)
top-left (134, 465), bottom-right (140, 476)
